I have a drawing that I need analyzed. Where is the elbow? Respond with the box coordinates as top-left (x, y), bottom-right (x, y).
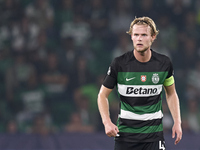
top-left (97, 90), bottom-right (108, 105)
top-left (97, 92), bottom-right (103, 103)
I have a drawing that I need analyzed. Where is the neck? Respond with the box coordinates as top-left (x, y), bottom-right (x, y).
top-left (134, 49), bottom-right (152, 62)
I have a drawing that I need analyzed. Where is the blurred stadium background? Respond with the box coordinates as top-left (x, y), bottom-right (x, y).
top-left (0, 0), bottom-right (200, 149)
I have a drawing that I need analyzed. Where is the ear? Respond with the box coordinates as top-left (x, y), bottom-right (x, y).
top-left (131, 34), bottom-right (134, 41)
top-left (151, 35), bottom-right (156, 42)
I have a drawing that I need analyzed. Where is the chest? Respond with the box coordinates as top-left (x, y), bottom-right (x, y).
top-left (117, 71), bottom-right (168, 86)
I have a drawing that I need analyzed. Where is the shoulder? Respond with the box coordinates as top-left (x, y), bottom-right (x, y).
top-left (151, 50), bottom-right (172, 64)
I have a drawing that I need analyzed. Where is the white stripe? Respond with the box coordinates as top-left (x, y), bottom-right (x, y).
top-left (120, 109), bottom-right (163, 121)
top-left (117, 84), bottom-right (163, 97)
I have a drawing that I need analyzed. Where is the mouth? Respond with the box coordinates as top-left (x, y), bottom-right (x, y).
top-left (137, 44), bottom-right (143, 46)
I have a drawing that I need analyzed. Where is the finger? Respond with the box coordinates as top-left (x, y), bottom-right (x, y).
top-left (107, 132), bottom-right (114, 137)
top-left (175, 137), bottom-right (180, 145)
top-left (115, 127), bottom-right (119, 133)
top-left (175, 133), bottom-right (182, 145)
top-left (106, 130), bottom-right (112, 137)
top-left (113, 129), bottom-right (118, 136)
top-left (112, 133), bottom-right (117, 137)
top-left (172, 130), bottom-right (175, 138)
top-left (107, 130), bottom-right (117, 137)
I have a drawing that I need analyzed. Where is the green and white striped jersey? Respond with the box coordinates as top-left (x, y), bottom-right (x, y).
top-left (103, 49), bottom-right (174, 142)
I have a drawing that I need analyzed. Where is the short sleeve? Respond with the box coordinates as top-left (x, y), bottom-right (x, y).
top-left (103, 58), bottom-right (118, 89)
top-left (164, 58), bottom-right (175, 86)
top-left (166, 59), bottom-right (174, 78)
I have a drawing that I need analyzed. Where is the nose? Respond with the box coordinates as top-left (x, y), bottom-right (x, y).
top-left (138, 35), bottom-right (142, 41)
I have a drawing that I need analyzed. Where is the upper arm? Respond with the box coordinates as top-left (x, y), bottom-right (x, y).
top-left (164, 83), bottom-right (176, 97)
top-left (98, 85), bottom-right (113, 99)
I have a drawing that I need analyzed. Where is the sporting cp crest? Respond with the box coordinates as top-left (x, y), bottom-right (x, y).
top-left (141, 75), bottom-right (146, 82)
top-left (107, 67), bottom-right (111, 75)
top-left (152, 73), bottom-right (159, 84)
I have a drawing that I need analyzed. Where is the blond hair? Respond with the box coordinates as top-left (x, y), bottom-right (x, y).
top-left (126, 16), bottom-right (159, 36)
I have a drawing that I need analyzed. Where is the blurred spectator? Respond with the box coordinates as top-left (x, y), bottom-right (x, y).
top-left (0, 0), bottom-right (23, 26)
top-left (30, 114), bottom-right (53, 135)
top-left (109, 0), bottom-right (133, 34)
top-left (173, 37), bottom-right (199, 102)
top-left (6, 120), bottom-right (18, 134)
top-left (25, 0), bottom-right (54, 29)
top-left (41, 52), bottom-right (70, 126)
top-left (0, 47), bottom-right (13, 98)
top-left (157, 14), bottom-right (178, 52)
top-left (28, 30), bottom-right (55, 66)
top-left (165, 0), bottom-right (195, 9)
top-left (74, 95), bottom-right (94, 127)
top-left (60, 13), bottom-right (91, 48)
top-left (0, 100), bottom-right (13, 132)
top-left (5, 52), bottom-right (36, 103)
top-left (165, 0), bottom-right (191, 27)
top-left (134, 0), bottom-right (159, 22)
top-left (56, 0), bottom-right (74, 24)
top-left (15, 72), bottom-right (48, 132)
top-left (71, 56), bottom-right (94, 89)
top-left (41, 52), bottom-right (69, 98)
top-left (74, 74), bottom-right (118, 130)
top-left (64, 112), bottom-right (95, 133)
top-left (111, 32), bottom-right (132, 59)
top-left (25, 0), bottom-right (57, 48)
top-left (151, 38), bottom-right (172, 59)
top-left (173, 37), bottom-right (198, 72)
top-left (57, 37), bottom-right (79, 73)
top-left (0, 15), bottom-right (41, 52)
top-left (185, 60), bottom-right (200, 100)
top-left (0, 16), bottom-right (39, 52)
top-left (27, 31), bottom-right (50, 73)
top-left (179, 11), bottom-right (200, 43)
top-left (86, 0), bottom-right (115, 51)
top-left (73, 75), bottom-right (103, 114)
top-left (86, 0), bottom-right (108, 36)
top-left (186, 100), bottom-right (200, 134)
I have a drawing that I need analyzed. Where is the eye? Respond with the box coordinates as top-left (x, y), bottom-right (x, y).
top-left (134, 34), bottom-right (139, 36)
top-left (142, 34), bottom-right (147, 36)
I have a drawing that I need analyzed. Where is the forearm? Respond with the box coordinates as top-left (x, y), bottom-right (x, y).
top-left (165, 84), bottom-right (182, 144)
top-left (97, 93), bottom-right (111, 125)
top-left (166, 91), bottom-right (181, 124)
top-left (97, 86), bottom-right (119, 137)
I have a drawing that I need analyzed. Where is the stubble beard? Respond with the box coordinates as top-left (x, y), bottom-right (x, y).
top-left (134, 46), bottom-right (149, 56)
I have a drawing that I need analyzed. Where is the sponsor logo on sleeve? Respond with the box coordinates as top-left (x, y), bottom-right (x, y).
top-left (107, 67), bottom-right (111, 75)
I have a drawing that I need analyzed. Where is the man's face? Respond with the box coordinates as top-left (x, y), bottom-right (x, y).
top-left (131, 24), bottom-right (155, 53)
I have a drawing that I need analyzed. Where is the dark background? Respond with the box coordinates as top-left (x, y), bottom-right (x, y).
top-left (0, 0), bottom-right (200, 149)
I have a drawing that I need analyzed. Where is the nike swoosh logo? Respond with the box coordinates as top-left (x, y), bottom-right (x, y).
top-left (126, 77), bottom-right (135, 81)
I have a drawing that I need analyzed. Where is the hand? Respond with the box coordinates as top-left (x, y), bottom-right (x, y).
top-left (172, 122), bottom-right (182, 145)
top-left (104, 121), bottom-right (119, 137)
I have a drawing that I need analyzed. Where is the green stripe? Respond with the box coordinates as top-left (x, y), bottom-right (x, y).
top-left (121, 100), bottom-right (162, 115)
top-left (118, 123), bottom-right (163, 134)
top-left (118, 72), bottom-right (168, 85)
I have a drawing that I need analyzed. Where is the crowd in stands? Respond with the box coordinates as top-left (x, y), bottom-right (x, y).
top-left (0, 0), bottom-right (200, 135)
